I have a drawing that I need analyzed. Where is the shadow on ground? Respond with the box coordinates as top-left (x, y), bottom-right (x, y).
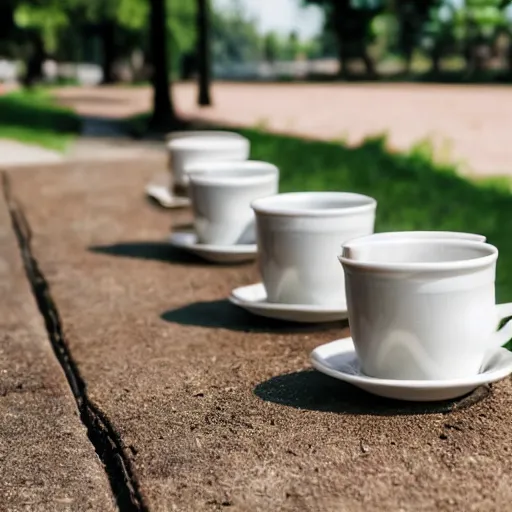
top-left (254, 369), bottom-right (491, 416)
top-left (56, 94), bottom-right (132, 107)
top-left (161, 299), bottom-right (346, 334)
top-left (291, 68), bottom-right (512, 85)
top-left (89, 241), bottom-right (206, 266)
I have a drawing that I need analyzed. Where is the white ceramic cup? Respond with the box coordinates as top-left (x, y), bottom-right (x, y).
top-left (187, 161), bottom-right (279, 246)
top-left (167, 132), bottom-right (250, 192)
top-left (251, 192), bottom-right (377, 307)
top-left (339, 238), bottom-right (512, 381)
top-left (166, 130), bottom-right (241, 142)
top-left (347, 231), bottom-right (486, 245)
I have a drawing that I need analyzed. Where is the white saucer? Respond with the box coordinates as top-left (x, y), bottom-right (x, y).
top-left (169, 231), bottom-right (256, 263)
top-left (311, 337), bottom-right (512, 402)
top-left (229, 283), bottom-right (348, 323)
top-left (145, 173), bottom-right (190, 208)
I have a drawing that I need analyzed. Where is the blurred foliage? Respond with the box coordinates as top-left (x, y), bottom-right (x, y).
top-left (303, 0), bottom-right (512, 76)
top-left (262, 30), bottom-right (321, 62)
top-left (14, 3), bottom-right (69, 53)
top-left (6, 0), bottom-right (195, 78)
top-left (211, 1), bottom-right (262, 63)
top-left (167, 0), bottom-right (196, 67)
top-left (212, 2), bottom-right (324, 65)
top-left (3, 0), bottom-right (512, 82)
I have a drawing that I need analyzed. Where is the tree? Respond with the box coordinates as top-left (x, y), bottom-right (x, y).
top-left (167, 0), bottom-right (197, 75)
top-left (286, 30), bottom-right (300, 60)
top-left (392, 0), bottom-right (511, 75)
top-left (0, 1), bottom-right (16, 37)
top-left (211, 3), bottom-right (261, 64)
top-left (392, 0), bottom-right (441, 73)
top-left (11, 0), bottom-right (67, 85)
top-left (461, 0), bottom-right (508, 73)
top-left (149, 0), bottom-right (178, 130)
top-left (197, 0), bottom-right (211, 106)
top-left (9, 0), bottom-right (150, 84)
top-left (76, 0), bottom-right (148, 84)
top-left (50, 0), bottom-right (120, 84)
top-left (304, 0), bottom-right (383, 78)
top-left (263, 31), bottom-right (279, 64)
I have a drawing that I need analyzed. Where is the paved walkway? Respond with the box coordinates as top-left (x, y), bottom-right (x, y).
top-left (3, 82), bottom-right (511, 175)
top-left (52, 82), bottom-right (512, 177)
top-left (0, 117), bottom-right (165, 168)
top-left (0, 172), bottom-right (115, 511)
top-left (0, 139), bottom-right (63, 167)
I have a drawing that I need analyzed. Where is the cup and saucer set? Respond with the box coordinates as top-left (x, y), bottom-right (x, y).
top-left (148, 130), bottom-right (512, 403)
top-left (145, 131), bottom-right (250, 210)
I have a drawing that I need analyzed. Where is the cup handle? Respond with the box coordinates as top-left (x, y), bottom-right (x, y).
top-left (491, 302), bottom-right (512, 349)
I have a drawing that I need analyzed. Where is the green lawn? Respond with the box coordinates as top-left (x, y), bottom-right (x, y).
top-left (0, 88), bottom-right (81, 151)
top-left (126, 115), bottom-right (512, 305)
top-left (235, 129), bottom-right (512, 306)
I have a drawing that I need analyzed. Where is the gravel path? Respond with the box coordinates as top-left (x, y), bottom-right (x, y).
top-left (52, 82), bottom-right (512, 177)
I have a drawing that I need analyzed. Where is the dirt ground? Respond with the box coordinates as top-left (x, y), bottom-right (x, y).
top-left (6, 158), bottom-right (512, 511)
top-left (0, 174), bottom-right (115, 511)
top-left (54, 81), bottom-right (512, 177)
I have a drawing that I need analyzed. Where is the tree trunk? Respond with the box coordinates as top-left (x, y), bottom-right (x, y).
top-left (23, 32), bottom-right (45, 87)
top-left (360, 47), bottom-right (377, 78)
top-left (197, 0), bottom-right (212, 106)
top-left (403, 47), bottom-right (413, 74)
top-left (337, 40), bottom-right (350, 78)
top-left (507, 40), bottom-right (512, 73)
top-left (149, 0), bottom-right (177, 130)
top-left (332, 2), bottom-right (349, 78)
top-left (0, 1), bottom-right (15, 39)
top-left (431, 48), bottom-right (441, 75)
top-left (101, 21), bottom-right (116, 84)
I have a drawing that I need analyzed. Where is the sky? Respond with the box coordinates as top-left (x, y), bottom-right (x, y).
top-left (213, 0), bottom-right (325, 41)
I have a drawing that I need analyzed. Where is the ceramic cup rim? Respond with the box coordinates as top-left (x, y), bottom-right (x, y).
top-left (340, 238), bottom-right (498, 273)
top-left (166, 130), bottom-right (246, 143)
top-left (187, 161), bottom-right (279, 187)
top-left (167, 133), bottom-right (249, 152)
top-left (344, 231), bottom-right (486, 246)
top-left (251, 191), bottom-right (377, 218)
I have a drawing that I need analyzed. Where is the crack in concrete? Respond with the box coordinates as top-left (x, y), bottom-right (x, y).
top-left (1, 171), bottom-right (148, 512)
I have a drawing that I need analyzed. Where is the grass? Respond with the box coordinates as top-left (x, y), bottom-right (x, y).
top-left (126, 116), bottom-right (512, 303)
top-left (124, 112), bottom-right (152, 138)
top-left (0, 88), bottom-right (81, 151)
top-left (235, 129), bottom-right (512, 308)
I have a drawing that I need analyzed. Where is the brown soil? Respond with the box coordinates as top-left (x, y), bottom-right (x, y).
top-left (6, 158), bottom-right (512, 511)
top-left (0, 174), bottom-right (115, 511)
